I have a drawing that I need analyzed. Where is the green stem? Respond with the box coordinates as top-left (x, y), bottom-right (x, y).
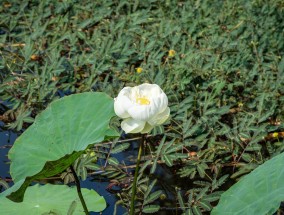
top-left (70, 165), bottom-right (89, 215)
top-left (130, 134), bottom-right (145, 215)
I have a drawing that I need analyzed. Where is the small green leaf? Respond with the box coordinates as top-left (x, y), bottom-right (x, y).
top-left (108, 157), bottom-right (119, 165)
top-left (163, 154), bottom-right (173, 167)
top-left (142, 205), bottom-right (160, 213)
top-left (197, 165), bottom-right (206, 178)
top-left (166, 143), bottom-right (183, 154)
top-left (204, 108), bottom-right (217, 115)
top-left (140, 160), bottom-right (152, 174)
top-left (150, 158), bottom-right (158, 174)
top-left (216, 106), bottom-right (230, 115)
top-left (144, 179), bottom-right (157, 200)
top-left (192, 205), bottom-right (202, 215)
top-left (198, 200), bottom-right (212, 211)
top-left (177, 190), bottom-right (185, 209)
top-left (185, 209), bottom-right (193, 215)
top-left (84, 163), bottom-right (101, 171)
top-left (202, 192), bottom-right (223, 202)
top-left (111, 143), bottom-right (130, 154)
top-left (144, 190), bottom-right (163, 205)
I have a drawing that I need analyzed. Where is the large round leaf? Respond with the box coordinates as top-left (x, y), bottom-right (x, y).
top-left (0, 183), bottom-right (106, 214)
top-left (8, 92), bottom-right (118, 201)
top-left (211, 152), bottom-right (284, 215)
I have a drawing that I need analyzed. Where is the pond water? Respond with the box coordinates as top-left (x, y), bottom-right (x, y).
top-left (0, 121), bottom-right (16, 187)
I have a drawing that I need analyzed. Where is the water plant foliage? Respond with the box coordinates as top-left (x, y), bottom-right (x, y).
top-left (212, 152), bottom-right (284, 215)
top-left (8, 92), bottom-right (118, 202)
top-left (0, 184), bottom-right (106, 214)
top-left (0, 0), bottom-right (284, 214)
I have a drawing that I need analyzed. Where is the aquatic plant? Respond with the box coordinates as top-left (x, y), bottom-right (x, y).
top-left (212, 152), bottom-right (284, 214)
top-left (0, 0), bottom-right (284, 214)
top-left (1, 92), bottom-right (118, 214)
top-left (114, 83), bottom-right (170, 134)
top-left (114, 83), bottom-right (170, 214)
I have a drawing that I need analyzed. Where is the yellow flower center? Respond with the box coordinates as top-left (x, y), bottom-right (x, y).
top-left (136, 97), bottom-right (150, 105)
top-left (168, 49), bottom-right (176, 57)
top-left (136, 67), bottom-right (143, 73)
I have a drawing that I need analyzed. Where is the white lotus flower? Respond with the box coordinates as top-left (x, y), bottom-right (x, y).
top-left (114, 83), bottom-right (170, 134)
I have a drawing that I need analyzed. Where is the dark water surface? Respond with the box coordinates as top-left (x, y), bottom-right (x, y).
top-left (0, 121), bottom-right (16, 186)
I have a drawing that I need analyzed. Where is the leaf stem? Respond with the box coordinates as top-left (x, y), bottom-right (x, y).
top-left (70, 165), bottom-right (89, 215)
top-left (130, 134), bottom-right (145, 215)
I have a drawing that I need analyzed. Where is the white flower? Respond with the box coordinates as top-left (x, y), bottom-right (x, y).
top-left (114, 83), bottom-right (170, 134)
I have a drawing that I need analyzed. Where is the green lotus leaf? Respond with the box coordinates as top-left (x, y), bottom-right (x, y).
top-left (211, 152), bottom-right (284, 215)
top-left (8, 92), bottom-right (118, 201)
top-left (0, 183), bottom-right (106, 214)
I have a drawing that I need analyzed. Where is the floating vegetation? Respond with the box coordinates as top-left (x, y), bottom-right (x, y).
top-left (0, 0), bottom-right (284, 214)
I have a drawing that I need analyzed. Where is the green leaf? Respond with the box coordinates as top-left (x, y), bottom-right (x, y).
top-left (278, 56), bottom-right (284, 73)
top-left (111, 143), bottom-right (130, 154)
top-left (142, 205), bottom-right (160, 213)
top-left (184, 123), bottom-right (201, 138)
top-left (204, 107), bottom-right (218, 115)
top-left (8, 92), bottom-right (118, 202)
top-left (177, 190), bottom-right (185, 209)
top-left (214, 175), bottom-right (229, 190)
top-left (197, 164), bottom-right (206, 178)
top-left (185, 209), bottom-right (193, 215)
top-left (144, 179), bottom-right (157, 200)
top-left (192, 205), bottom-right (202, 215)
top-left (166, 143), bottom-right (183, 154)
top-left (78, 18), bottom-right (94, 29)
top-left (108, 157), bottom-right (119, 165)
top-left (196, 186), bottom-right (209, 201)
top-left (202, 191), bottom-right (223, 202)
top-left (0, 184), bottom-right (106, 214)
top-left (198, 200), bottom-right (212, 211)
top-left (163, 154), bottom-right (173, 167)
top-left (84, 163), bottom-right (101, 171)
top-left (140, 160), bottom-right (152, 174)
top-left (144, 190), bottom-right (163, 205)
top-left (212, 153), bottom-right (284, 215)
top-left (150, 158), bottom-right (158, 174)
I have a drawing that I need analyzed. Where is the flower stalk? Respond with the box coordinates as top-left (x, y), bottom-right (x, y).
top-left (70, 165), bottom-right (89, 215)
top-left (130, 134), bottom-right (146, 215)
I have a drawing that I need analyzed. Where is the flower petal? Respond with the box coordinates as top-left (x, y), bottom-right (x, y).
top-left (138, 83), bottom-right (160, 93)
top-left (141, 123), bottom-right (154, 134)
top-left (148, 107), bottom-right (170, 126)
top-left (150, 92), bottom-right (168, 115)
top-left (127, 84), bottom-right (168, 121)
top-left (114, 88), bottom-right (133, 118)
top-left (121, 118), bottom-right (145, 134)
top-left (127, 105), bottom-right (154, 121)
